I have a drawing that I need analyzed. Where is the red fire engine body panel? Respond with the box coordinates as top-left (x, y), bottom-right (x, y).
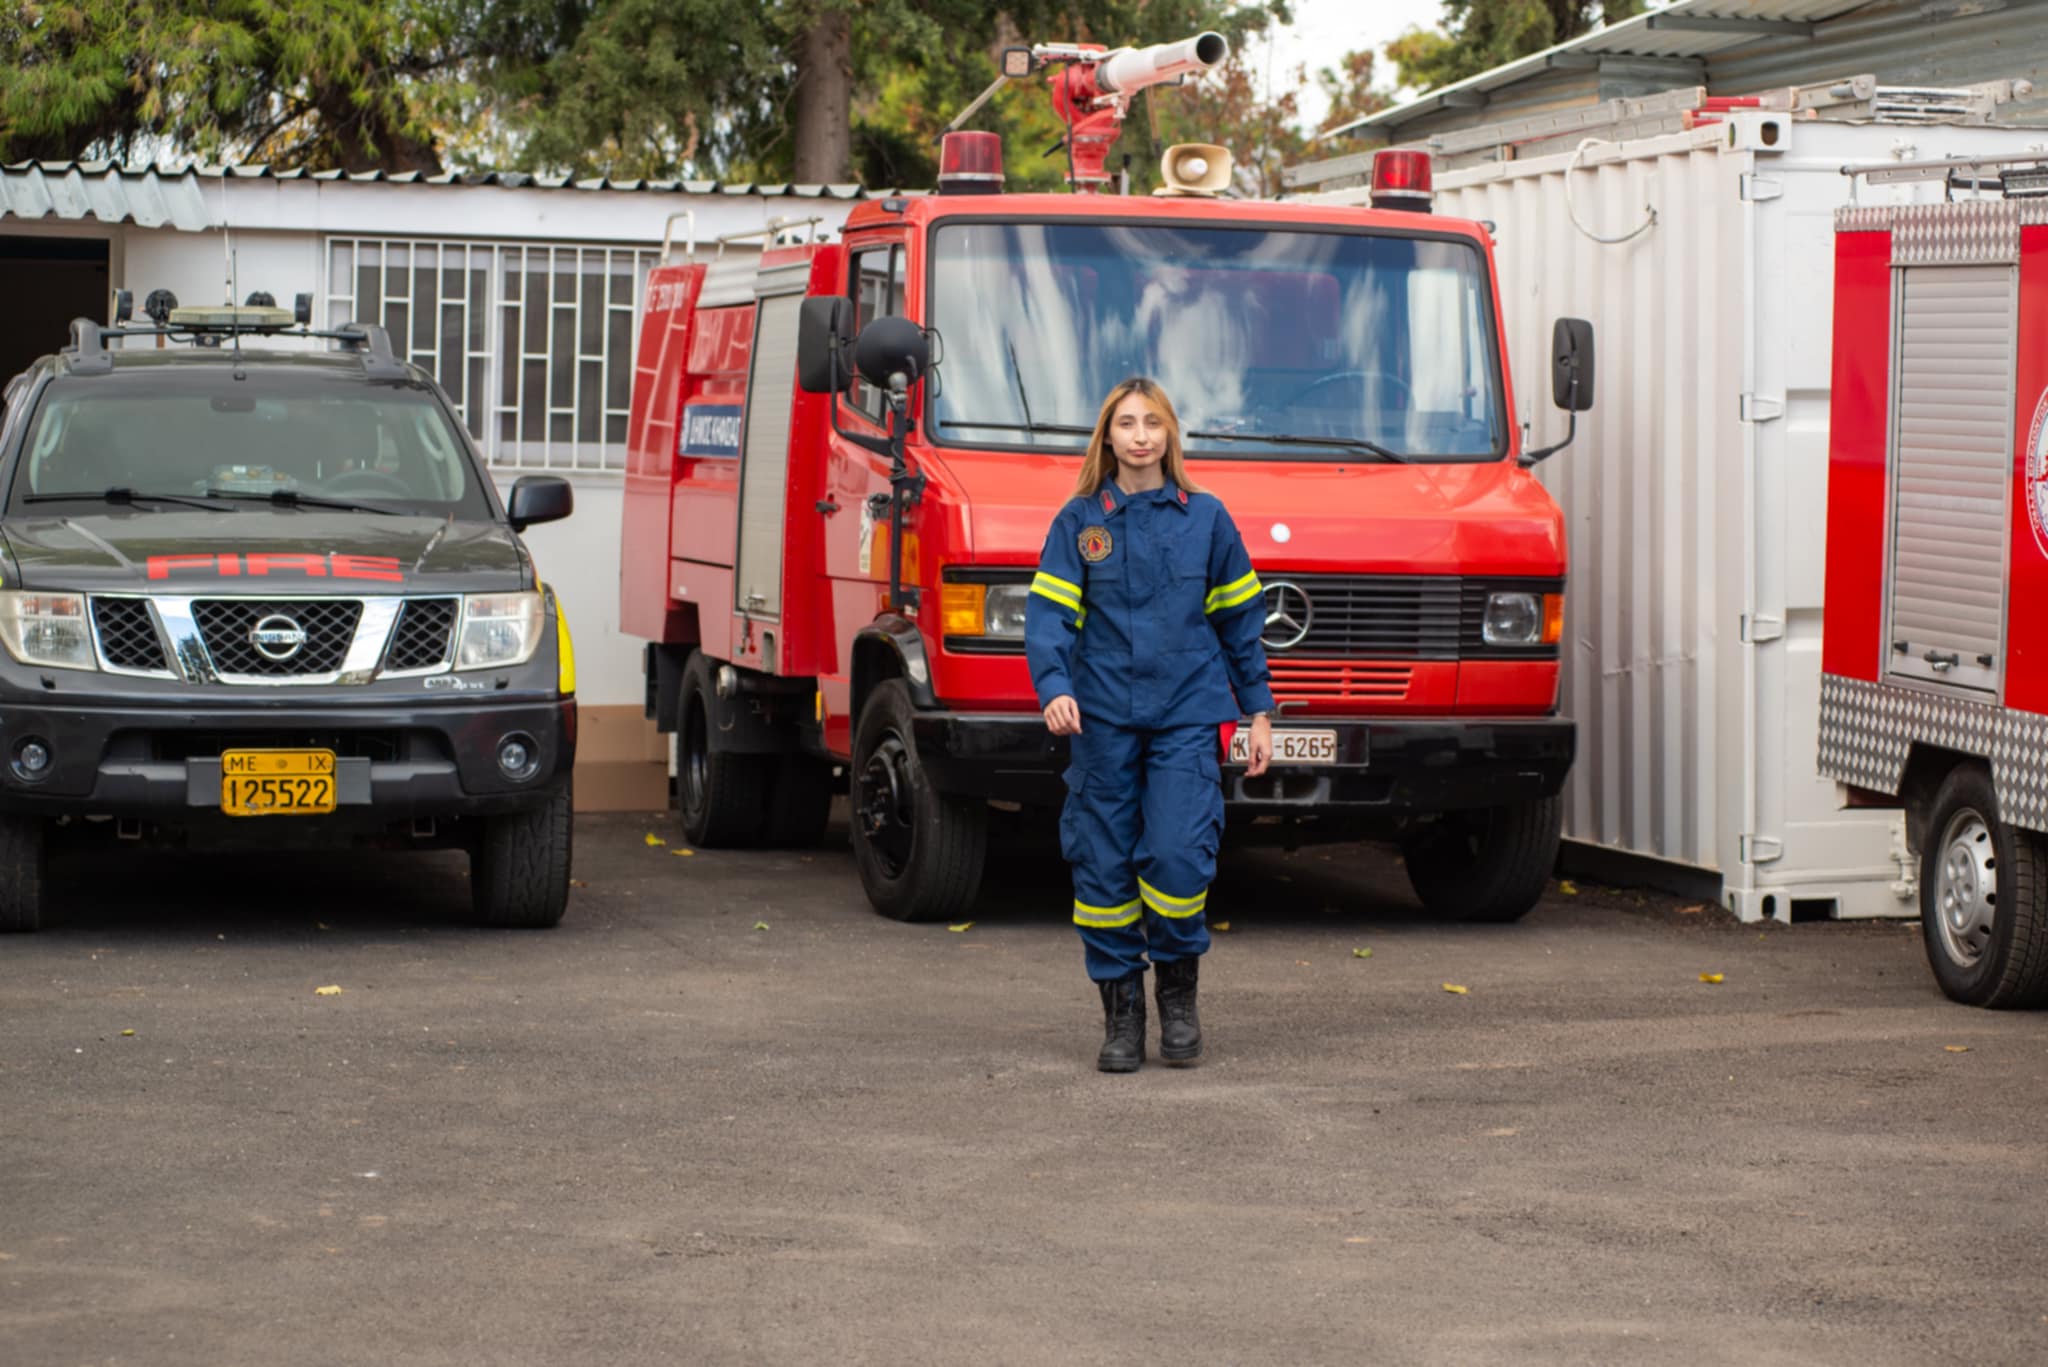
top-left (621, 189), bottom-right (1574, 809)
top-left (1820, 227), bottom-right (1892, 685)
top-left (2006, 224), bottom-right (2048, 716)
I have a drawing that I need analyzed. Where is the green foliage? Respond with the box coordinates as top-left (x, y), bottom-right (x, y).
top-left (0, 0), bottom-right (472, 170)
top-left (1386, 0), bottom-right (1645, 93)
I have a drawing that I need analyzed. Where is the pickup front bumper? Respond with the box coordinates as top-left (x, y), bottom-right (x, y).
top-left (911, 712), bottom-right (1574, 813)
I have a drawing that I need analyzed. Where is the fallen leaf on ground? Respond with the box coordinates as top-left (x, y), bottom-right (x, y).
top-left (752, 921), bottom-right (770, 932)
top-left (1442, 983), bottom-right (1469, 995)
top-left (120, 1029), bottom-right (136, 1037)
top-left (315, 985), bottom-right (344, 996)
top-left (643, 833), bottom-right (666, 847)
top-left (1558, 880), bottom-right (1579, 895)
top-left (1211, 921), bottom-right (1231, 932)
top-left (1944, 1045), bottom-right (1971, 1053)
top-left (948, 922), bottom-right (974, 932)
top-left (670, 848), bottom-right (696, 858)
top-left (569, 880), bottom-right (588, 888)
top-left (1678, 904), bottom-right (1706, 915)
top-left (316, 922), bottom-right (332, 931)
top-left (1352, 947), bottom-right (1373, 959)
top-left (1295, 960), bottom-right (1312, 967)
top-left (1699, 973), bottom-right (1724, 984)
top-left (1343, 1236), bottom-right (1373, 1245)
top-left (1485, 1127), bottom-right (1518, 1137)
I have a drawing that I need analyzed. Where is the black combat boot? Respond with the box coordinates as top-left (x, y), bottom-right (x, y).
top-left (1154, 957), bottom-right (1203, 1065)
top-left (1096, 973), bottom-right (1147, 1073)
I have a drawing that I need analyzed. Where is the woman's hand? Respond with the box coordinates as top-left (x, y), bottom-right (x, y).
top-left (1245, 713), bottom-right (1273, 777)
top-left (1044, 695), bottom-right (1084, 736)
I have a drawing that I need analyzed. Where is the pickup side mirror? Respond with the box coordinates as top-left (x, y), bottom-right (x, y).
top-left (508, 474), bottom-right (574, 531)
top-left (797, 296), bottom-right (854, 394)
top-left (1551, 317), bottom-right (1595, 412)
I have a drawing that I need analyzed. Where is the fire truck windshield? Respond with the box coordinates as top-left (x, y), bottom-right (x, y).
top-left (929, 221), bottom-right (1505, 462)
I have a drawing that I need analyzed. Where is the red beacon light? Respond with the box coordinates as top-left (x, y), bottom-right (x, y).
top-left (1369, 148), bottom-right (1433, 213)
top-left (938, 131), bottom-right (1006, 195)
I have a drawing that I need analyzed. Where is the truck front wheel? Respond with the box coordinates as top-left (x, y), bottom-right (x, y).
top-left (850, 680), bottom-right (986, 922)
top-left (1919, 766), bottom-right (2048, 1008)
top-left (1400, 794), bottom-right (1561, 923)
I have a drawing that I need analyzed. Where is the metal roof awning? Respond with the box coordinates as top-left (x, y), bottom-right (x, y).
top-left (0, 160), bottom-right (884, 232)
top-left (1318, 0), bottom-right (1873, 141)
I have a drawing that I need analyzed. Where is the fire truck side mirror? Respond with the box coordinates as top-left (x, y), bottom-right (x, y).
top-left (1551, 317), bottom-right (1595, 411)
top-left (797, 296), bottom-right (855, 395)
top-left (854, 316), bottom-right (931, 392)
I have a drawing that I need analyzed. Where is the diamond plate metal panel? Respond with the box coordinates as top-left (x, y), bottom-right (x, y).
top-left (1818, 673), bottom-right (2048, 832)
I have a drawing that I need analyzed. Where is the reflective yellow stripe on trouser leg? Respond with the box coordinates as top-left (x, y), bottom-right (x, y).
top-left (1139, 878), bottom-right (1207, 919)
top-left (1074, 897), bottom-right (1143, 929)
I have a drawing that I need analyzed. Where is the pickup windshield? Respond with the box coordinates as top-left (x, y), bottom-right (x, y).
top-left (9, 367), bottom-right (494, 518)
top-left (929, 221), bottom-right (1505, 461)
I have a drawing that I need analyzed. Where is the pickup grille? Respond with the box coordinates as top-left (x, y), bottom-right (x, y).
top-left (384, 598), bottom-right (458, 672)
top-left (194, 598), bottom-right (362, 676)
top-left (91, 597), bottom-right (170, 673)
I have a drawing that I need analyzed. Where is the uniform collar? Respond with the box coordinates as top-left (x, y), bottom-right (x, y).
top-left (1097, 478), bottom-right (1189, 516)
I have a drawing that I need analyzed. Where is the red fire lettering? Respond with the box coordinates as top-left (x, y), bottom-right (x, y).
top-left (146, 553), bottom-right (220, 580)
top-left (218, 554), bottom-right (240, 576)
top-left (330, 554), bottom-right (404, 583)
top-left (244, 553), bottom-right (328, 578)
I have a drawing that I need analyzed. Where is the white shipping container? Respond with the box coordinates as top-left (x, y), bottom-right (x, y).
top-left (1312, 115), bottom-right (2048, 921)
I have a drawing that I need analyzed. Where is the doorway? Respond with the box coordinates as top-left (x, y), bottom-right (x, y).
top-left (0, 235), bottom-right (110, 386)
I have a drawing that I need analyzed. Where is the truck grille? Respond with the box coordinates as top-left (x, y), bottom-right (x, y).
top-left (384, 598), bottom-right (458, 671)
top-left (91, 597), bottom-right (169, 673)
top-left (1260, 575), bottom-right (1463, 658)
top-left (1269, 659), bottom-right (1414, 704)
top-left (194, 599), bottom-right (362, 676)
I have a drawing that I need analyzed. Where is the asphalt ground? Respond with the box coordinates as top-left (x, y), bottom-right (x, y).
top-left (3, 811), bottom-right (2045, 1367)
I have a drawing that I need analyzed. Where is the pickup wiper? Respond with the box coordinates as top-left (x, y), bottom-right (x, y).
top-left (22, 486), bottom-right (236, 513)
top-left (938, 420), bottom-right (1095, 438)
top-left (1187, 430), bottom-right (1408, 463)
top-left (204, 488), bottom-right (400, 516)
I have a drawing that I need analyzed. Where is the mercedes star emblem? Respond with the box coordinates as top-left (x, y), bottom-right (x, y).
top-left (1261, 581), bottom-right (1312, 651)
top-left (249, 613), bottom-right (309, 662)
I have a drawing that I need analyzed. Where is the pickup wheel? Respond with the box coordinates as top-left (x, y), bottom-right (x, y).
top-left (1919, 766), bottom-right (2048, 1008)
top-left (762, 755), bottom-right (836, 848)
top-left (850, 679), bottom-right (986, 922)
top-left (1400, 794), bottom-right (1561, 923)
top-left (0, 813), bottom-right (47, 932)
top-left (472, 781), bottom-right (573, 928)
top-left (677, 654), bottom-right (768, 847)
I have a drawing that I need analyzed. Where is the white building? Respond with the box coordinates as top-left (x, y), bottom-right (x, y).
top-left (0, 161), bottom-right (874, 808)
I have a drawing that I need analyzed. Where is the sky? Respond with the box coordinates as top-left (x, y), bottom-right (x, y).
top-left (1255, 0), bottom-right (1448, 133)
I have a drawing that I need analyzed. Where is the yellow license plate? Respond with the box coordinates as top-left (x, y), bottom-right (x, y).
top-left (220, 749), bottom-right (338, 816)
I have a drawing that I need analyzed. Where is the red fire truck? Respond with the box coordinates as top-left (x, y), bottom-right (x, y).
top-left (1819, 155), bottom-right (2048, 1007)
top-left (619, 35), bottom-right (1593, 923)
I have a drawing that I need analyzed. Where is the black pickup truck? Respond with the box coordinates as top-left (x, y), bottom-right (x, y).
top-left (0, 299), bottom-right (578, 929)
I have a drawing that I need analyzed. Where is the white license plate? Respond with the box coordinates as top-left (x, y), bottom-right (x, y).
top-left (1229, 728), bottom-right (1341, 765)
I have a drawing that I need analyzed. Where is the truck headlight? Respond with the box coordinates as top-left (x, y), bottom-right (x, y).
top-left (1482, 591), bottom-right (1564, 647)
top-left (456, 592), bottom-right (546, 669)
top-left (939, 581), bottom-right (1029, 640)
top-left (0, 592), bottom-right (97, 670)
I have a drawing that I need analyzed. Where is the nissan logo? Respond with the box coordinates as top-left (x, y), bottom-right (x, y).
top-left (1261, 581), bottom-right (1313, 651)
top-left (249, 613), bottom-right (308, 662)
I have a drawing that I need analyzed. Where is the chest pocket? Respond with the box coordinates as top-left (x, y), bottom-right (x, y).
top-left (1167, 521), bottom-right (1210, 580)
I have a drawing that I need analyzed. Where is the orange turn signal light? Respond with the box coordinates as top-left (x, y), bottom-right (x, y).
top-left (1542, 594), bottom-right (1565, 645)
top-left (940, 582), bottom-right (986, 637)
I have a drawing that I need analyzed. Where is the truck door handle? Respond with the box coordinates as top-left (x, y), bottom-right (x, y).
top-left (815, 499), bottom-right (841, 515)
top-left (1924, 650), bottom-right (1958, 672)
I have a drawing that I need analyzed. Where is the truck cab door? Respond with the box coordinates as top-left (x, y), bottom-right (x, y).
top-left (821, 238), bottom-right (913, 598)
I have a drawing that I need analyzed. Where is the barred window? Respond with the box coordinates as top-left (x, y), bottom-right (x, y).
top-left (326, 238), bottom-right (655, 472)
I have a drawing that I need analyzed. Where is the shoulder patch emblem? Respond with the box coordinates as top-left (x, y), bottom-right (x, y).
top-left (1078, 526), bottom-right (1114, 562)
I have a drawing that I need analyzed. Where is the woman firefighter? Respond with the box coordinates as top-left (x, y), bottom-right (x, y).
top-left (1025, 377), bottom-right (1274, 1072)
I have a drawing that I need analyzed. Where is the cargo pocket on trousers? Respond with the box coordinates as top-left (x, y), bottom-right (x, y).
top-left (1059, 766), bottom-right (1087, 864)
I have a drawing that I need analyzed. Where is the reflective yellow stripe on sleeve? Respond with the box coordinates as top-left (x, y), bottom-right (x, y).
top-left (1205, 571), bottom-right (1262, 615)
top-left (1073, 897), bottom-right (1143, 929)
top-left (1138, 879), bottom-right (1208, 919)
top-left (1031, 572), bottom-right (1083, 613)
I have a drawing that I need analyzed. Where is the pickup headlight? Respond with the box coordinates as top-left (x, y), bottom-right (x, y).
top-left (939, 581), bottom-right (1029, 640)
top-left (1482, 591), bottom-right (1565, 647)
top-left (456, 591), bottom-right (546, 669)
top-left (0, 592), bottom-right (97, 670)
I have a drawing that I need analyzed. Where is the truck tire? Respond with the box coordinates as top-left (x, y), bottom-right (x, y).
top-left (677, 654), bottom-right (768, 848)
top-left (1400, 794), bottom-right (1561, 923)
top-left (471, 781), bottom-right (574, 928)
top-left (850, 679), bottom-right (986, 922)
top-left (0, 813), bottom-right (47, 932)
top-left (1919, 765), bottom-right (2048, 1009)
top-left (761, 754), bottom-right (836, 848)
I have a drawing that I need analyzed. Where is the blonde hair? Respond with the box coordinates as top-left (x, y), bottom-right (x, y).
top-left (1072, 377), bottom-right (1203, 497)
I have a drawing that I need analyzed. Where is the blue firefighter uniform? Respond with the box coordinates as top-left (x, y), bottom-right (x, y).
top-left (1025, 479), bottom-right (1275, 982)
